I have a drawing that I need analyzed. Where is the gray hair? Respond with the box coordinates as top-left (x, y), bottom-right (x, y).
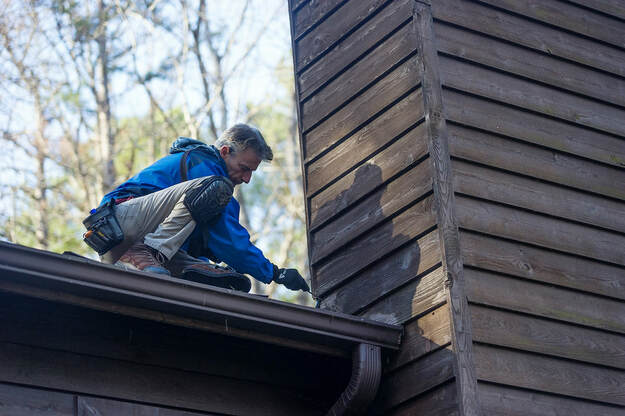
top-left (215, 124), bottom-right (273, 162)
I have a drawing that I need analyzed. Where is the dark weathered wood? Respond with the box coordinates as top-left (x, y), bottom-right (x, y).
top-left (479, 382), bottom-right (625, 416)
top-left (360, 266), bottom-right (447, 326)
top-left (0, 342), bottom-right (323, 416)
top-left (303, 59), bottom-right (421, 163)
top-left (456, 196), bottom-right (625, 266)
top-left (374, 346), bottom-right (455, 412)
top-left (471, 305), bottom-right (625, 370)
top-left (292, 0), bottom-right (345, 40)
top-left (566, 0), bottom-right (625, 20)
top-left (0, 382), bottom-right (74, 416)
top-left (290, 0), bottom-right (310, 13)
top-left (452, 160), bottom-right (625, 233)
top-left (476, 0), bottom-right (625, 48)
top-left (465, 268), bottom-right (625, 334)
top-left (386, 382), bottom-right (459, 416)
top-left (311, 160), bottom-right (432, 263)
top-left (295, 0), bottom-right (391, 70)
top-left (306, 88), bottom-right (424, 195)
top-left (434, 22), bottom-right (625, 107)
top-left (77, 396), bottom-right (208, 416)
top-left (473, 344), bottom-right (625, 405)
top-left (310, 123), bottom-right (429, 230)
top-left (460, 232), bottom-right (625, 301)
top-left (440, 56), bottom-right (625, 138)
top-left (431, 0), bottom-right (625, 77)
top-left (314, 195), bottom-right (436, 296)
top-left (386, 302), bottom-right (452, 372)
top-left (320, 231), bottom-right (442, 315)
top-left (414, 4), bottom-right (480, 415)
top-left (301, 21), bottom-right (416, 132)
top-left (449, 124), bottom-right (625, 201)
top-left (299, 0), bottom-right (412, 100)
top-left (444, 91), bottom-right (625, 169)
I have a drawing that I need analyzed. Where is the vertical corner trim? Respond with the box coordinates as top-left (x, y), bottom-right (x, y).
top-left (326, 343), bottom-right (382, 416)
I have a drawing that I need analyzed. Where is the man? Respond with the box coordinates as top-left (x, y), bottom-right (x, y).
top-left (94, 124), bottom-right (309, 293)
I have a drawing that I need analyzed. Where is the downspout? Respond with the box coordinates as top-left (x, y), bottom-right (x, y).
top-left (327, 343), bottom-right (382, 416)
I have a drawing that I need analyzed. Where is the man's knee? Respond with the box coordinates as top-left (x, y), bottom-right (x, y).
top-left (183, 176), bottom-right (234, 225)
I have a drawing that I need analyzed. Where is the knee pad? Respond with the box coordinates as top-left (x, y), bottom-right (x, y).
top-left (183, 176), bottom-right (234, 225)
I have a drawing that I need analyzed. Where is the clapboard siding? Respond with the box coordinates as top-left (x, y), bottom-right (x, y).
top-left (385, 382), bottom-right (459, 416)
top-left (567, 0), bottom-right (625, 21)
top-left (0, 383), bottom-right (75, 416)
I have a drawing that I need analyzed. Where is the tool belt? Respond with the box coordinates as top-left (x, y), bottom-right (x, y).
top-left (82, 199), bottom-right (124, 255)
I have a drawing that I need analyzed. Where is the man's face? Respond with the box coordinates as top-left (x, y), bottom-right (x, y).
top-left (219, 145), bottom-right (262, 185)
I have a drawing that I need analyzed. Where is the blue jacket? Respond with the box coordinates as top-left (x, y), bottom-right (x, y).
top-left (101, 140), bottom-right (274, 283)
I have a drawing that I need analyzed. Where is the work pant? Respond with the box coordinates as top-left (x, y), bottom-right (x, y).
top-left (101, 178), bottom-right (208, 265)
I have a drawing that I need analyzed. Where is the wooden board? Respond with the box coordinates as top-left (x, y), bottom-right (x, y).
top-left (295, 0), bottom-right (392, 71)
top-left (452, 160), bottom-right (625, 233)
top-left (298, 0), bottom-right (412, 100)
top-left (301, 21), bottom-right (417, 132)
top-left (385, 382), bottom-right (459, 416)
top-left (566, 0), bottom-right (625, 20)
top-left (386, 302), bottom-right (452, 372)
top-left (311, 160), bottom-right (432, 263)
top-left (434, 22), bottom-right (625, 107)
top-left (374, 346), bottom-right (455, 412)
top-left (471, 305), bottom-right (625, 370)
top-left (460, 232), bottom-right (625, 301)
top-left (292, 0), bottom-right (345, 40)
top-left (303, 59), bottom-right (421, 163)
top-left (306, 89), bottom-right (424, 196)
top-left (430, 0), bottom-right (625, 77)
top-left (473, 344), bottom-right (625, 406)
top-left (314, 196), bottom-right (436, 296)
top-left (479, 383), bottom-right (625, 416)
top-left (465, 268), bottom-right (625, 334)
top-left (440, 56), bottom-right (625, 138)
top-left (0, 382), bottom-right (74, 416)
top-left (443, 91), bottom-right (625, 169)
top-left (77, 396), bottom-right (208, 416)
top-left (309, 121), bottom-right (429, 231)
top-left (320, 231), bottom-right (442, 315)
top-left (360, 266), bottom-right (447, 326)
top-left (476, 0), bottom-right (625, 48)
top-left (449, 124), bottom-right (625, 201)
top-left (456, 196), bottom-right (625, 266)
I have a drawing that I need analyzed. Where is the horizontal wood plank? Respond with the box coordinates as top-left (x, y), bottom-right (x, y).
top-left (452, 160), bottom-right (625, 233)
top-left (301, 21), bottom-right (416, 132)
top-left (471, 305), bottom-right (625, 369)
top-left (566, 0), bottom-right (625, 20)
top-left (314, 196), bottom-right (436, 296)
top-left (360, 266), bottom-right (447, 325)
top-left (479, 382), bottom-right (625, 416)
top-left (465, 268), bottom-right (625, 334)
top-left (443, 90), bottom-right (625, 169)
top-left (77, 396), bottom-right (206, 416)
top-left (296, 0), bottom-right (391, 70)
top-left (385, 382), bottom-right (459, 416)
top-left (307, 88), bottom-right (424, 195)
top-left (292, 0), bottom-right (345, 39)
top-left (440, 56), bottom-right (625, 138)
top-left (387, 303), bottom-right (452, 372)
top-left (460, 232), bottom-right (625, 301)
top-left (299, 0), bottom-right (412, 100)
top-left (0, 382), bottom-right (74, 416)
top-left (474, 344), bottom-right (625, 405)
top-left (304, 58), bottom-right (421, 163)
top-left (311, 160), bottom-right (432, 263)
top-left (375, 346), bottom-right (455, 411)
top-left (431, 0), bottom-right (625, 77)
top-left (476, 0), bottom-right (625, 48)
top-left (310, 123), bottom-right (429, 230)
top-left (449, 124), bottom-right (625, 201)
top-left (320, 232), bottom-right (442, 315)
top-left (434, 22), bottom-right (625, 107)
top-left (456, 196), bottom-right (625, 266)
top-left (0, 342), bottom-right (322, 416)
top-left (290, 0), bottom-right (310, 13)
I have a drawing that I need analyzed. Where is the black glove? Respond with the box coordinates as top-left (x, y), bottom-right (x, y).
top-left (272, 264), bottom-right (310, 292)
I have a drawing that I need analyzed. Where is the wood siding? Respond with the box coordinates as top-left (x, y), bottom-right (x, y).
top-left (432, 0), bottom-right (625, 413)
top-left (289, 0), bottom-right (459, 414)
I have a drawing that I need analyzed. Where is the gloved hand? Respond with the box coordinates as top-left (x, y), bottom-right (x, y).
top-left (272, 264), bottom-right (310, 292)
